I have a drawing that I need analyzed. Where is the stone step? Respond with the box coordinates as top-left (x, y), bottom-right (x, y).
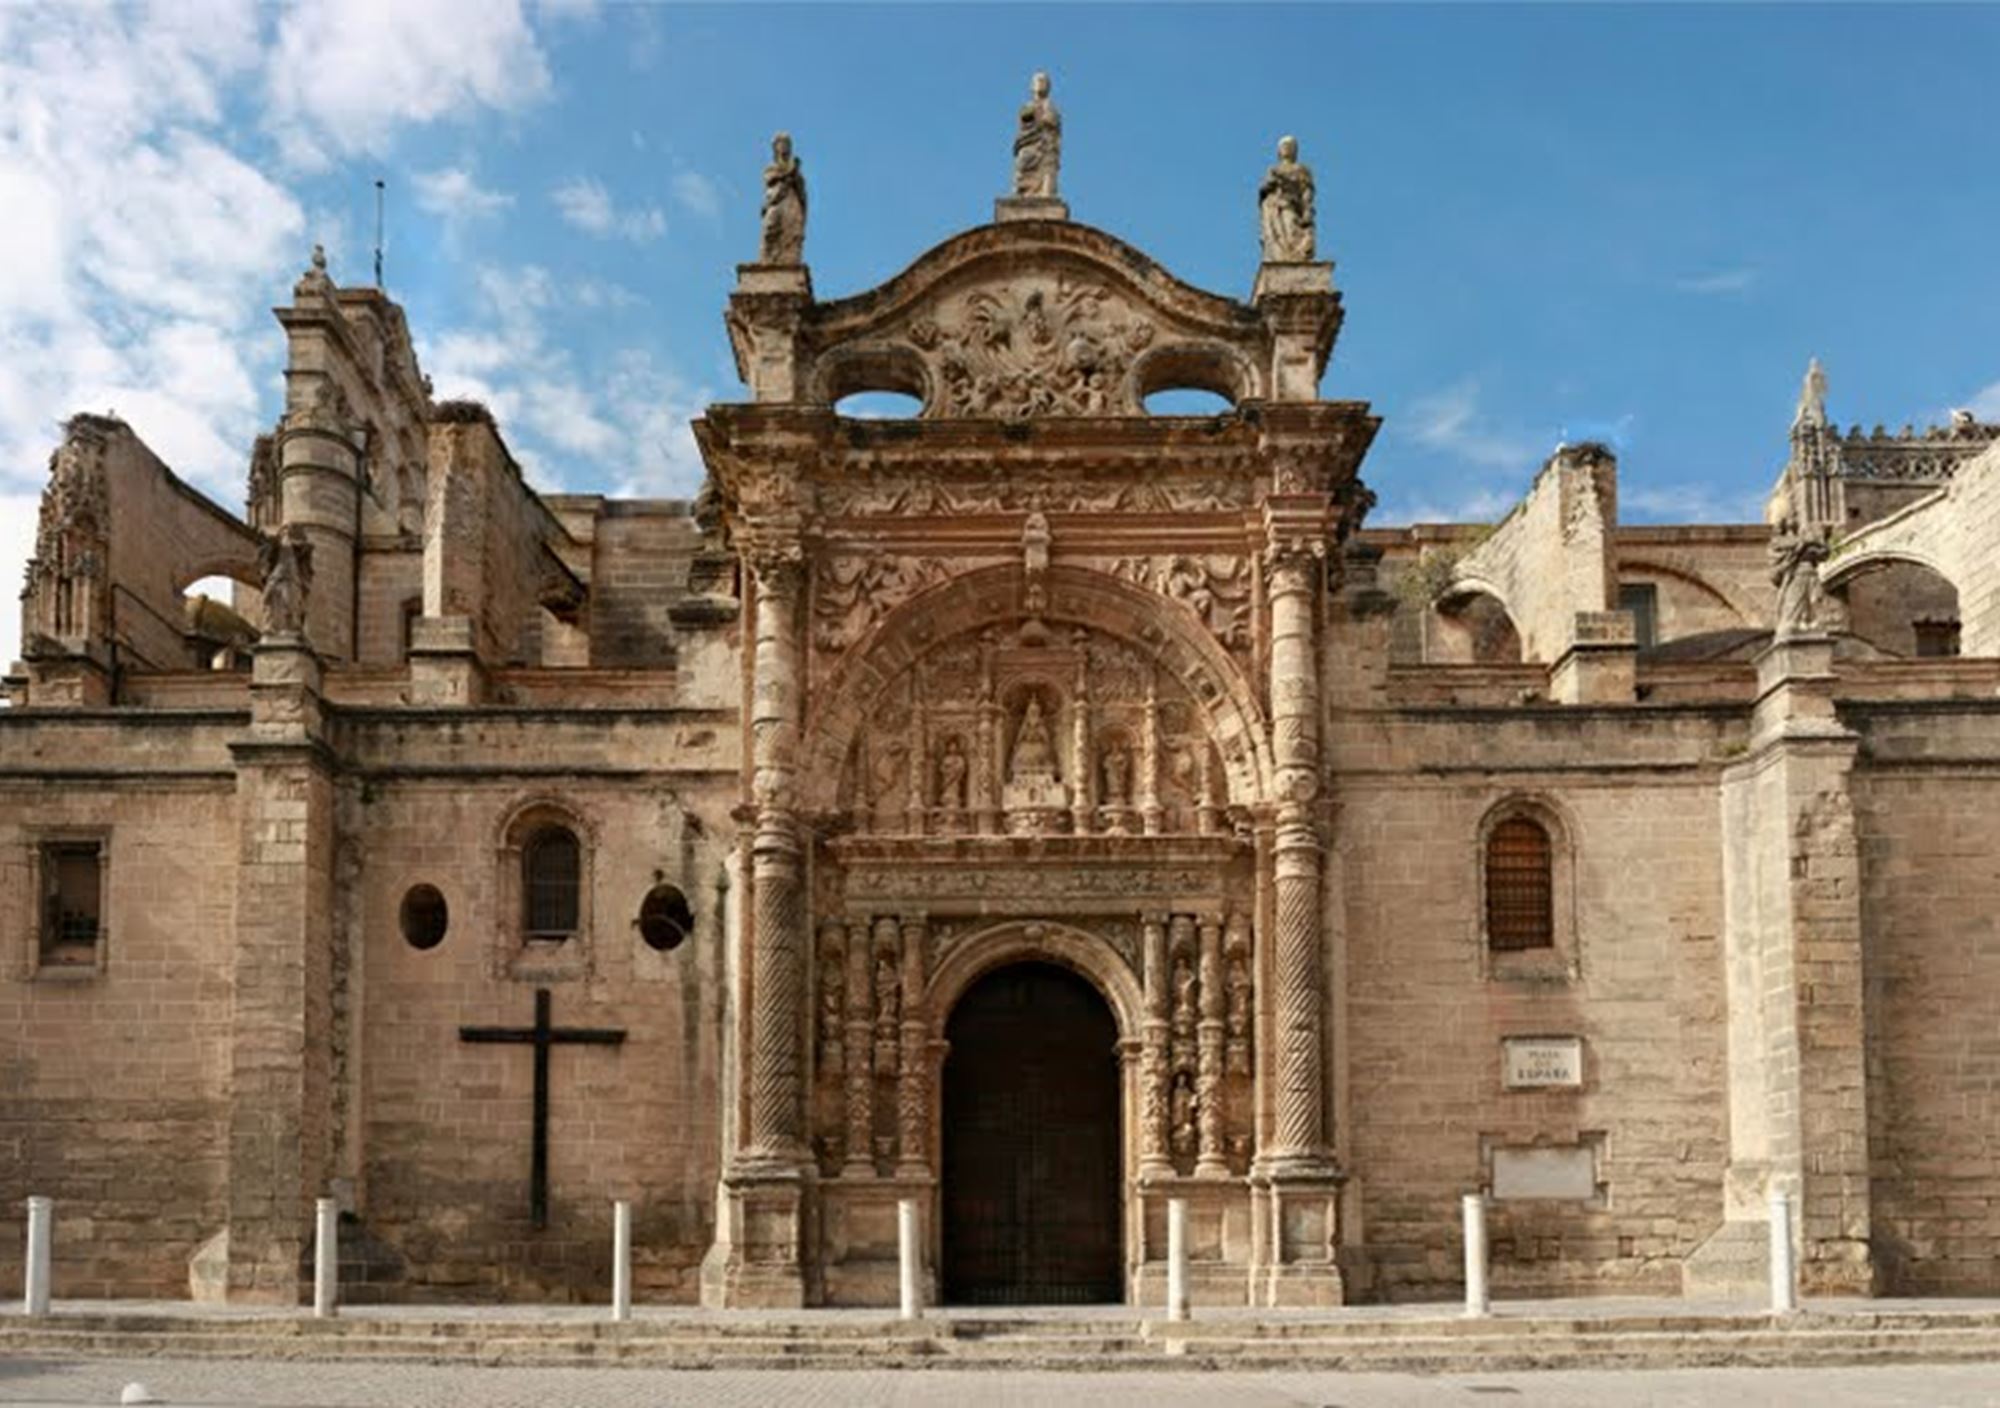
top-left (13, 1314), bottom-right (2000, 1374)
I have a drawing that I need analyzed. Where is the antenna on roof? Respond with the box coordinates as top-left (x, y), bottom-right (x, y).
top-left (373, 178), bottom-right (386, 290)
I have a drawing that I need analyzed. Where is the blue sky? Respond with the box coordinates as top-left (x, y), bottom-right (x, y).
top-left (4, 3), bottom-right (1997, 667)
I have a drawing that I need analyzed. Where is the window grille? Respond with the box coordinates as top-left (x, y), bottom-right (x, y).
top-left (41, 841), bottom-right (103, 965)
top-left (1486, 817), bottom-right (1553, 952)
top-left (522, 826), bottom-right (581, 939)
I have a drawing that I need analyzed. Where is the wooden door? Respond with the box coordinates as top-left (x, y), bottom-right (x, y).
top-left (941, 962), bottom-right (1122, 1304)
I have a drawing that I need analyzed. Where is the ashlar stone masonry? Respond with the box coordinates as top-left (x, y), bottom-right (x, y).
top-left (6, 90), bottom-right (2000, 1309)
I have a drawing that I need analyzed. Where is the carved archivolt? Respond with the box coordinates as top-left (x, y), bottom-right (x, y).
top-left (803, 564), bottom-right (1276, 815)
top-left (1103, 554), bottom-right (1253, 654)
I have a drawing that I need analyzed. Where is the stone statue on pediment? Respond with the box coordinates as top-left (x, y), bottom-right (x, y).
top-left (1009, 696), bottom-right (1057, 782)
top-left (1012, 72), bottom-right (1062, 199)
top-left (759, 131), bottom-right (807, 265)
top-left (1259, 135), bottom-right (1316, 262)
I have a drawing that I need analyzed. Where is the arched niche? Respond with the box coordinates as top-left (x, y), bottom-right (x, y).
top-left (802, 563), bottom-right (1274, 818)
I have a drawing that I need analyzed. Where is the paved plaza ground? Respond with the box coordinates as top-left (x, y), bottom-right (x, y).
top-left (6, 1359), bottom-right (2000, 1407)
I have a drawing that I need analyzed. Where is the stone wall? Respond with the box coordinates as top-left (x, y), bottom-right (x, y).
top-left (0, 769), bottom-right (238, 1296)
top-left (341, 709), bottom-right (738, 1300)
top-left (1335, 708), bottom-right (1733, 1298)
top-left (1854, 705), bottom-right (2000, 1293)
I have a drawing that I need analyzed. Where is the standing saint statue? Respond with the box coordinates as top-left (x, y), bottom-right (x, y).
top-left (1009, 696), bottom-right (1058, 782)
top-left (936, 736), bottom-right (969, 811)
top-left (1012, 72), bottom-right (1062, 199)
top-left (759, 131), bottom-right (807, 264)
top-left (1258, 135), bottom-right (1316, 262)
top-left (257, 524), bottom-right (314, 637)
top-left (1769, 517), bottom-right (1833, 639)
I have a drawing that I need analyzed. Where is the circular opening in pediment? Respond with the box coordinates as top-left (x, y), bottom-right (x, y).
top-left (1142, 387), bottom-right (1235, 416)
top-left (835, 390), bottom-right (925, 419)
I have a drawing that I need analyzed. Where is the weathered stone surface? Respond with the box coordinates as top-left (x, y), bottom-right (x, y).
top-left (4, 109), bottom-right (2000, 1317)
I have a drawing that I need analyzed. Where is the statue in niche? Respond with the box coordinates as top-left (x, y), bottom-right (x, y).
top-left (936, 736), bottom-right (969, 811)
top-left (257, 524), bottom-right (314, 637)
top-left (1101, 741), bottom-right (1133, 806)
top-left (1769, 518), bottom-right (1834, 639)
top-left (1169, 1071), bottom-right (1198, 1161)
top-left (759, 131), bottom-right (807, 264)
top-left (1172, 954), bottom-right (1198, 1040)
top-left (1011, 72), bottom-right (1062, 199)
top-left (1009, 696), bottom-right (1058, 782)
top-left (875, 950), bottom-right (900, 1026)
top-left (1258, 135), bottom-right (1316, 263)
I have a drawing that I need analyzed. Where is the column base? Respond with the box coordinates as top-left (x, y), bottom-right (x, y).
top-left (1250, 1164), bottom-right (1346, 1307)
top-left (699, 1165), bottom-right (811, 1309)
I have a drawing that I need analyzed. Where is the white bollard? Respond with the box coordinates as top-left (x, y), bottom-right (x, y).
top-left (611, 1199), bottom-right (632, 1323)
top-left (23, 1196), bottom-right (52, 1316)
top-left (1769, 1188), bottom-right (1797, 1315)
top-left (897, 1198), bottom-right (922, 1321)
top-left (1462, 1193), bottom-right (1489, 1318)
top-left (312, 1197), bottom-right (337, 1319)
top-left (1165, 1197), bottom-right (1189, 1322)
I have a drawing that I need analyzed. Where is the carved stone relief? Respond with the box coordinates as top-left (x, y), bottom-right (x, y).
top-left (911, 276), bottom-right (1157, 419)
top-left (813, 555), bottom-right (952, 656)
top-left (839, 619), bottom-right (1228, 838)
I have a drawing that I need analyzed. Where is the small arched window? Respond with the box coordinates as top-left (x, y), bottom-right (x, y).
top-left (522, 825), bottom-right (581, 940)
top-left (1485, 817), bottom-right (1553, 952)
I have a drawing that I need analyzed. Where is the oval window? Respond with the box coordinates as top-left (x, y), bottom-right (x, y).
top-left (638, 884), bottom-right (695, 953)
top-left (400, 884), bottom-right (449, 950)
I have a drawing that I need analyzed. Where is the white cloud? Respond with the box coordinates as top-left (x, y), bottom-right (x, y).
top-left (1675, 268), bottom-right (1759, 296)
top-left (413, 166), bottom-right (514, 221)
top-left (1968, 381), bottom-right (2000, 421)
top-left (1622, 482), bottom-right (1765, 524)
top-left (1404, 380), bottom-right (1539, 470)
top-left (552, 177), bottom-right (665, 243)
top-left (0, 492), bottom-right (39, 669)
top-left (671, 170), bottom-right (721, 222)
top-left (0, 0), bottom-right (569, 644)
top-left (422, 262), bottom-right (708, 499)
top-left (265, 0), bottom-right (552, 166)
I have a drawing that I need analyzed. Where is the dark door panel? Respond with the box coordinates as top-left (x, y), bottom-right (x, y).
top-left (941, 962), bottom-right (1122, 1304)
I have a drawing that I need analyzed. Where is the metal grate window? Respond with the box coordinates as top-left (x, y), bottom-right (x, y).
top-left (522, 826), bottom-right (581, 939)
top-left (1486, 817), bottom-right (1553, 952)
top-left (41, 841), bottom-right (102, 964)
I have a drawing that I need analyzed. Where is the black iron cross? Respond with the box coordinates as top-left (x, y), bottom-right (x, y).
top-left (459, 987), bottom-right (626, 1229)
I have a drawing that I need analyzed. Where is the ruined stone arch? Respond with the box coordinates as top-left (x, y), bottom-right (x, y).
top-left (925, 919), bottom-right (1143, 1045)
top-left (801, 562), bottom-right (1276, 814)
top-left (1615, 557), bottom-right (1753, 627)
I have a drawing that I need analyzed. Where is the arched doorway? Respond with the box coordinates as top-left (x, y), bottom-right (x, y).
top-left (941, 961), bottom-right (1122, 1304)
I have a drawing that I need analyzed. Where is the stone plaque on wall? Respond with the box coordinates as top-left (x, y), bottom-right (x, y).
top-left (1491, 1144), bottom-right (1598, 1202)
top-left (1502, 1036), bottom-right (1583, 1090)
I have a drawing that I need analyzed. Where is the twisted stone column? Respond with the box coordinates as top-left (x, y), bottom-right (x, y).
top-left (1264, 540), bottom-right (1329, 1167)
top-left (896, 914), bottom-right (930, 1178)
top-left (1196, 916), bottom-right (1229, 1177)
top-left (1139, 913), bottom-right (1173, 1177)
top-left (841, 913), bottom-right (875, 1177)
top-left (745, 549), bottom-right (808, 1166)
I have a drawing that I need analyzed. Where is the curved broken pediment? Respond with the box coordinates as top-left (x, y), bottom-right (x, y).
top-left (739, 222), bottom-right (1290, 419)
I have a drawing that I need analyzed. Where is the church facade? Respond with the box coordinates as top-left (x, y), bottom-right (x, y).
top-left (7, 99), bottom-right (2000, 1310)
